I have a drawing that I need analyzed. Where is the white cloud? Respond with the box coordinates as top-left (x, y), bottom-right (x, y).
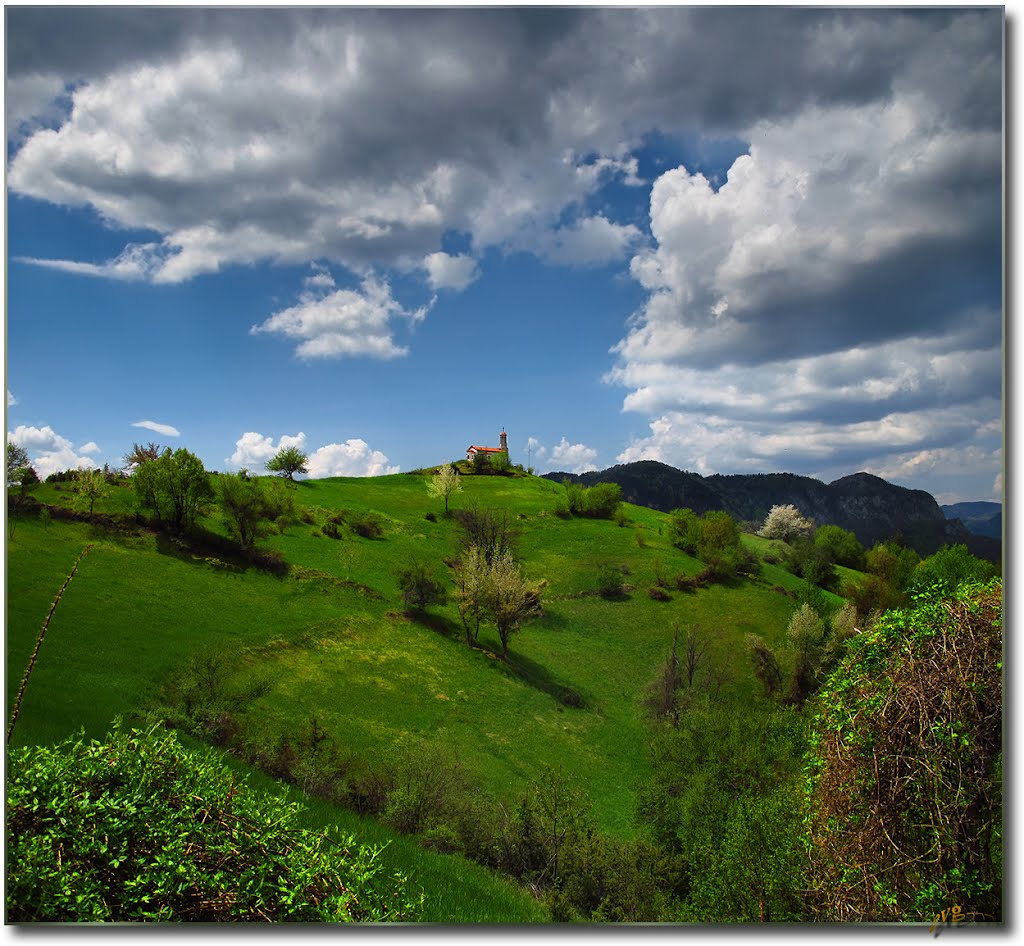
top-left (7, 390), bottom-right (17, 407)
top-left (132, 419), bottom-right (181, 437)
top-left (993, 472), bottom-right (1002, 500)
top-left (423, 252), bottom-right (479, 291)
top-left (306, 440), bottom-right (399, 478)
top-left (251, 276), bottom-right (433, 360)
top-left (5, 72), bottom-right (67, 142)
top-left (79, 441), bottom-right (101, 454)
top-left (538, 214), bottom-right (644, 267)
top-left (548, 437), bottom-right (599, 474)
top-left (228, 431), bottom-right (307, 470)
top-left (7, 424), bottom-right (98, 478)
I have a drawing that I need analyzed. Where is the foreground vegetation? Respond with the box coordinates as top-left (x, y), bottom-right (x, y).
top-left (5, 448), bottom-right (1002, 923)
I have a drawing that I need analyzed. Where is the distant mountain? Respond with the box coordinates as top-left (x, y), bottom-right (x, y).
top-left (544, 461), bottom-right (1001, 562)
top-left (941, 502), bottom-right (1002, 540)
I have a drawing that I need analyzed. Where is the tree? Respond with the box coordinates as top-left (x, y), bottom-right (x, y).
top-left (454, 505), bottom-right (518, 565)
top-left (814, 525), bottom-right (866, 570)
top-left (71, 467), bottom-right (108, 518)
top-left (122, 441), bottom-right (162, 471)
top-left (471, 449), bottom-right (491, 474)
top-left (758, 504), bottom-right (815, 542)
top-left (426, 463), bottom-right (462, 516)
top-left (266, 446), bottom-right (309, 480)
top-left (7, 442), bottom-right (32, 484)
top-left (397, 562), bottom-right (447, 614)
top-left (133, 448), bottom-right (213, 530)
top-left (785, 603), bottom-right (826, 708)
top-left (909, 544), bottom-right (997, 597)
top-left (451, 545), bottom-right (490, 646)
top-left (486, 550), bottom-right (543, 657)
top-left (745, 633), bottom-right (783, 698)
top-left (220, 472), bottom-right (294, 550)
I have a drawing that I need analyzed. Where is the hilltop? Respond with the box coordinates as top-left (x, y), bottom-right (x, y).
top-left (544, 461), bottom-right (1001, 562)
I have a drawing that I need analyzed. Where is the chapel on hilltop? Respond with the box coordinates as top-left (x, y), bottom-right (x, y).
top-left (466, 429), bottom-right (508, 462)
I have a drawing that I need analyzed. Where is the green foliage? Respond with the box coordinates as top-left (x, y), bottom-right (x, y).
top-left (804, 580), bottom-right (1003, 921)
top-left (813, 524), bottom-right (866, 570)
top-left (471, 450), bottom-right (492, 474)
top-left (596, 562), bottom-right (627, 599)
top-left (426, 463), bottom-right (462, 515)
top-left (220, 473), bottom-right (295, 550)
top-left (866, 539), bottom-right (920, 591)
top-left (637, 699), bottom-right (807, 921)
top-left (668, 508), bottom-right (756, 583)
top-left (266, 446), bottom-right (309, 480)
top-left (787, 537), bottom-right (838, 591)
top-left (132, 448), bottom-right (214, 530)
top-left (7, 441), bottom-right (32, 483)
top-left (348, 510), bottom-right (385, 539)
top-left (580, 482), bottom-right (622, 520)
top-left (909, 544), bottom-right (997, 598)
top-left (397, 561), bottom-right (447, 613)
top-left (6, 722), bottom-right (423, 921)
top-left (70, 468), bottom-right (109, 518)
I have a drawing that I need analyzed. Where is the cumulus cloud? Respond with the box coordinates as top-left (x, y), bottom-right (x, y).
top-left (548, 437), bottom-right (599, 474)
top-left (251, 276), bottom-right (433, 359)
top-left (79, 441), bottom-right (101, 454)
top-left (423, 252), bottom-right (479, 291)
top-left (8, 424), bottom-right (98, 478)
top-left (228, 431), bottom-right (307, 470)
top-left (133, 419), bottom-right (181, 437)
top-left (13, 8), bottom-right (992, 286)
top-left (306, 440), bottom-right (399, 478)
top-left (537, 215), bottom-right (644, 267)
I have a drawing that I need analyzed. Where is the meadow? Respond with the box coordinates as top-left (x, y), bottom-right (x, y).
top-left (6, 468), bottom-right (846, 920)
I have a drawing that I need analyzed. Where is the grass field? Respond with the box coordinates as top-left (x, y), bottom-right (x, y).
top-left (6, 470), bottom-right (834, 917)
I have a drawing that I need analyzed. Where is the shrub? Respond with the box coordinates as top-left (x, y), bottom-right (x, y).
top-left (580, 483), bottom-right (622, 520)
top-left (6, 723), bottom-right (423, 922)
top-left (908, 544), bottom-right (997, 598)
top-left (805, 581), bottom-right (1003, 922)
top-left (397, 562), bottom-right (447, 613)
top-left (349, 510), bottom-right (385, 539)
top-left (648, 586), bottom-right (671, 602)
top-left (813, 525), bottom-right (866, 570)
top-left (596, 563), bottom-right (627, 599)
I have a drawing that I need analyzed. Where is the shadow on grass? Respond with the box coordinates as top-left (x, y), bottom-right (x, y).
top-left (405, 610), bottom-right (588, 709)
top-left (153, 527), bottom-right (287, 577)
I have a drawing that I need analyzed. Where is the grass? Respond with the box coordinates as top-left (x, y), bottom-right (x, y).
top-left (6, 470), bottom-right (843, 917)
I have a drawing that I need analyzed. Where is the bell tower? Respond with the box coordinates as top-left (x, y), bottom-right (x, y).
top-left (499, 429), bottom-right (508, 454)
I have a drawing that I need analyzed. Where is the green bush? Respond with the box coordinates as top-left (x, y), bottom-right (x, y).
top-left (348, 510), bottom-right (385, 539)
top-left (580, 483), bottom-right (622, 520)
top-left (397, 562), bottom-right (447, 612)
top-left (6, 723), bottom-right (423, 922)
top-left (596, 563), bottom-right (627, 599)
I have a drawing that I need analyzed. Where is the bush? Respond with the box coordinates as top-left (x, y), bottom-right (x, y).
top-left (805, 580), bottom-right (1003, 921)
top-left (596, 563), bottom-right (627, 599)
top-left (6, 723), bottom-right (423, 922)
top-left (580, 483), bottom-right (622, 520)
top-left (349, 510), bottom-right (385, 539)
top-left (813, 525), bottom-right (866, 570)
top-left (648, 586), bottom-right (672, 602)
top-left (397, 562), bottom-right (447, 612)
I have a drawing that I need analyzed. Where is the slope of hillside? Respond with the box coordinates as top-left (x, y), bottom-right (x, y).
top-left (7, 472), bottom-right (811, 842)
top-left (942, 501), bottom-right (1002, 540)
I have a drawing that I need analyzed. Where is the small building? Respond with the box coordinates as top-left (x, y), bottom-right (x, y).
top-left (466, 430), bottom-right (508, 461)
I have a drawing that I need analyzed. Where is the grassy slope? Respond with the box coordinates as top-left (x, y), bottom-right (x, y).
top-left (6, 472), bottom-right (830, 916)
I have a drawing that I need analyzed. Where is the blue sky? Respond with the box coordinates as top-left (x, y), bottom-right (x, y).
top-left (4, 6), bottom-right (1004, 504)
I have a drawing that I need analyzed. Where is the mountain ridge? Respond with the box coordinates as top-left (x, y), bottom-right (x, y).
top-left (543, 461), bottom-right (1000, 561)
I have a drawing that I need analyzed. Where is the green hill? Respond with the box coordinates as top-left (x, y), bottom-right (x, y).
top-left (6, 469), bottom-right (834, 920)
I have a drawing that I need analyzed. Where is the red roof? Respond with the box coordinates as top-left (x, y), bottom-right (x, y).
top-left (467, 445), bottom-right (505, 453)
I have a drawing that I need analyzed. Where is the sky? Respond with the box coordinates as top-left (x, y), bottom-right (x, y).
top-left (3, 5), bottom-right (1005, 505)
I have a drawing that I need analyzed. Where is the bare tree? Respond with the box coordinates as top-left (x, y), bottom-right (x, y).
top-left (684, 624), bottom-right (708, 688)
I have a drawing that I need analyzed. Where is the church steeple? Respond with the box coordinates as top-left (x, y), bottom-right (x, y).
top-left (499, 429), bottom-right (508, 453)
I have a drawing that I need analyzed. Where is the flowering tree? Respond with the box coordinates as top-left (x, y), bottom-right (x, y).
top-left (757, 504), bottom-right (815, 542)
